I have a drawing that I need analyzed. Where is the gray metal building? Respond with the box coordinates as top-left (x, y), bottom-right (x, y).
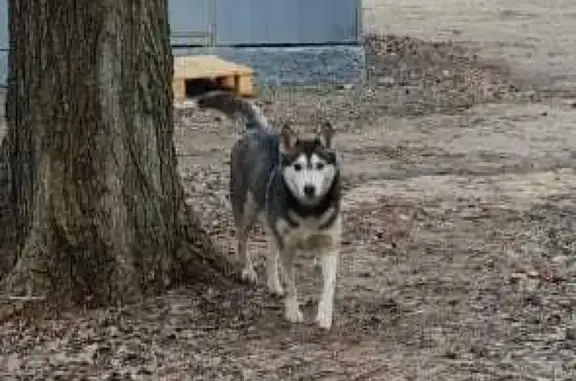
top-left (0, 0), bottom-right (7, 86)
top-left (0, 0), bottom-right (364, 86)
top-left (169, 0), bottom-right (361, 46)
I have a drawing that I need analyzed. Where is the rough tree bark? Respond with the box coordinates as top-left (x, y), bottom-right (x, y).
top-left (0, 0), bottom-right (232, 313)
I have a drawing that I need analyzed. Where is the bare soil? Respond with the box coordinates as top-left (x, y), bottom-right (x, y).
top-left (2, 1), bottom-right (576, 380)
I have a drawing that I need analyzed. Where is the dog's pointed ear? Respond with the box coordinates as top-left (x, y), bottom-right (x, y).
top-left (316, 121), bottom-right (335, 149)
top-left (279, 124), bottom-right (298, 153)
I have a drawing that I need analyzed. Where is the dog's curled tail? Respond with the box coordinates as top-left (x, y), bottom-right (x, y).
top-left (196, 90), bottom-right (269, 131)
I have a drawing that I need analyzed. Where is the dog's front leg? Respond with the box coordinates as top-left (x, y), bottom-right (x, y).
top-left (280, 247), bottom-right (304, 324)
top-left (266, 245), bottom-right (285, 297)
top-left (315, 249), bottom-right (339, 330)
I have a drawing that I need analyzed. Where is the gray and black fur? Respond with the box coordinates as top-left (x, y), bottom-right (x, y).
top-left (197, 91), bottom-right (343, 330)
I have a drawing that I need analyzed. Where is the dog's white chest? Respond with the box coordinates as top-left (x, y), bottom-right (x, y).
top-left (290, 230), bottom-right (335, 252)
top-left (276, 211), bottom-right (340, 252)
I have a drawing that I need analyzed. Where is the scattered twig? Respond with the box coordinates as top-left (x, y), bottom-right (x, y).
top-left (0, 295), bottom-right (46, 301)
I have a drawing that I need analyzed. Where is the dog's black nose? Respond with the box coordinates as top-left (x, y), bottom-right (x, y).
top-left (304, 185), bottom-right (316, 198)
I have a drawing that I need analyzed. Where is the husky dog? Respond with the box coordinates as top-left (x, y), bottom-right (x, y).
top-left (196, 91), bottom-right (342, 330)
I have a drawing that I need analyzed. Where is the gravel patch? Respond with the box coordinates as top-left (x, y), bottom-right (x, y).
top-left (174, 45), bottom-right (366, 86)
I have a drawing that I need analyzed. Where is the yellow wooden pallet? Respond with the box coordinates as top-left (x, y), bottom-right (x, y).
top-left (172, 55), bottom-right (255, 101)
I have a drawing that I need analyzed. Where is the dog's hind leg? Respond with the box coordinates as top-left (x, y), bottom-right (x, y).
top-left (260, 222), bottom-right (284, 297)
top-left (232, 192), bottom-right (259, 283)
top-left (279, 247), bottom-right (304, 323)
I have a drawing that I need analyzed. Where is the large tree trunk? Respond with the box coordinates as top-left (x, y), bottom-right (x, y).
top-left (0, 0), bottom-right (232, 314)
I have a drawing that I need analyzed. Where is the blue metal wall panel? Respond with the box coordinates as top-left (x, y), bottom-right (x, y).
top-left (215, 0), bottom-right (360, 46)
top-left (0, 0), bottom-right (8, 85)
top-left (0, 51), bottom-right (6, 86)
top-left (295, 0), bottom-right (360, 44)
top-left (168, 0), bottom-right (213, 46)
top-left (215, 0), bottom-right (299, 45)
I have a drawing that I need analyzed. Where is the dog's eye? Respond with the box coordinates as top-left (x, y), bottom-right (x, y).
top-left (316, 163), bottom-right (325, 170)
top-left (293, 163), bottom-right (302, 171)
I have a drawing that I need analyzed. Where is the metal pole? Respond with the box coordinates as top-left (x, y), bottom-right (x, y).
top-left (356, 0), bottom-right (363, 43)
top-left (208, 0), bottom-right (217, 47)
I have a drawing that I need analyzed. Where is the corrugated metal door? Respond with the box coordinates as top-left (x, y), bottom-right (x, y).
top-left (0, 0), bottom-right (8, 85)
top-left (168, 0), bottom-right (214, 46)
top-left (214, 0), bottom-right (361, 46)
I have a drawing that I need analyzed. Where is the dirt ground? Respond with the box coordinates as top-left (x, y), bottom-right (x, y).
top-left (2, 1), bottom-right (576, 380)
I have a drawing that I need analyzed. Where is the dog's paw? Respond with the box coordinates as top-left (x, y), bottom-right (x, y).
top-left (241, 267), bottom-right (258, 283)
top-left (285, 300), bottom-right (304, 324)
top-left (313, 258), bottom-right (322, 274)
top-left (267, 279), bottom-right (285, 297)
top-left (315, 308), bottom-right (333, 330)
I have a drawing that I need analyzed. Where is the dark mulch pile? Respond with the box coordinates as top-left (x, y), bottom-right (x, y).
top-left (248, 34), bottom-right (535, 132)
